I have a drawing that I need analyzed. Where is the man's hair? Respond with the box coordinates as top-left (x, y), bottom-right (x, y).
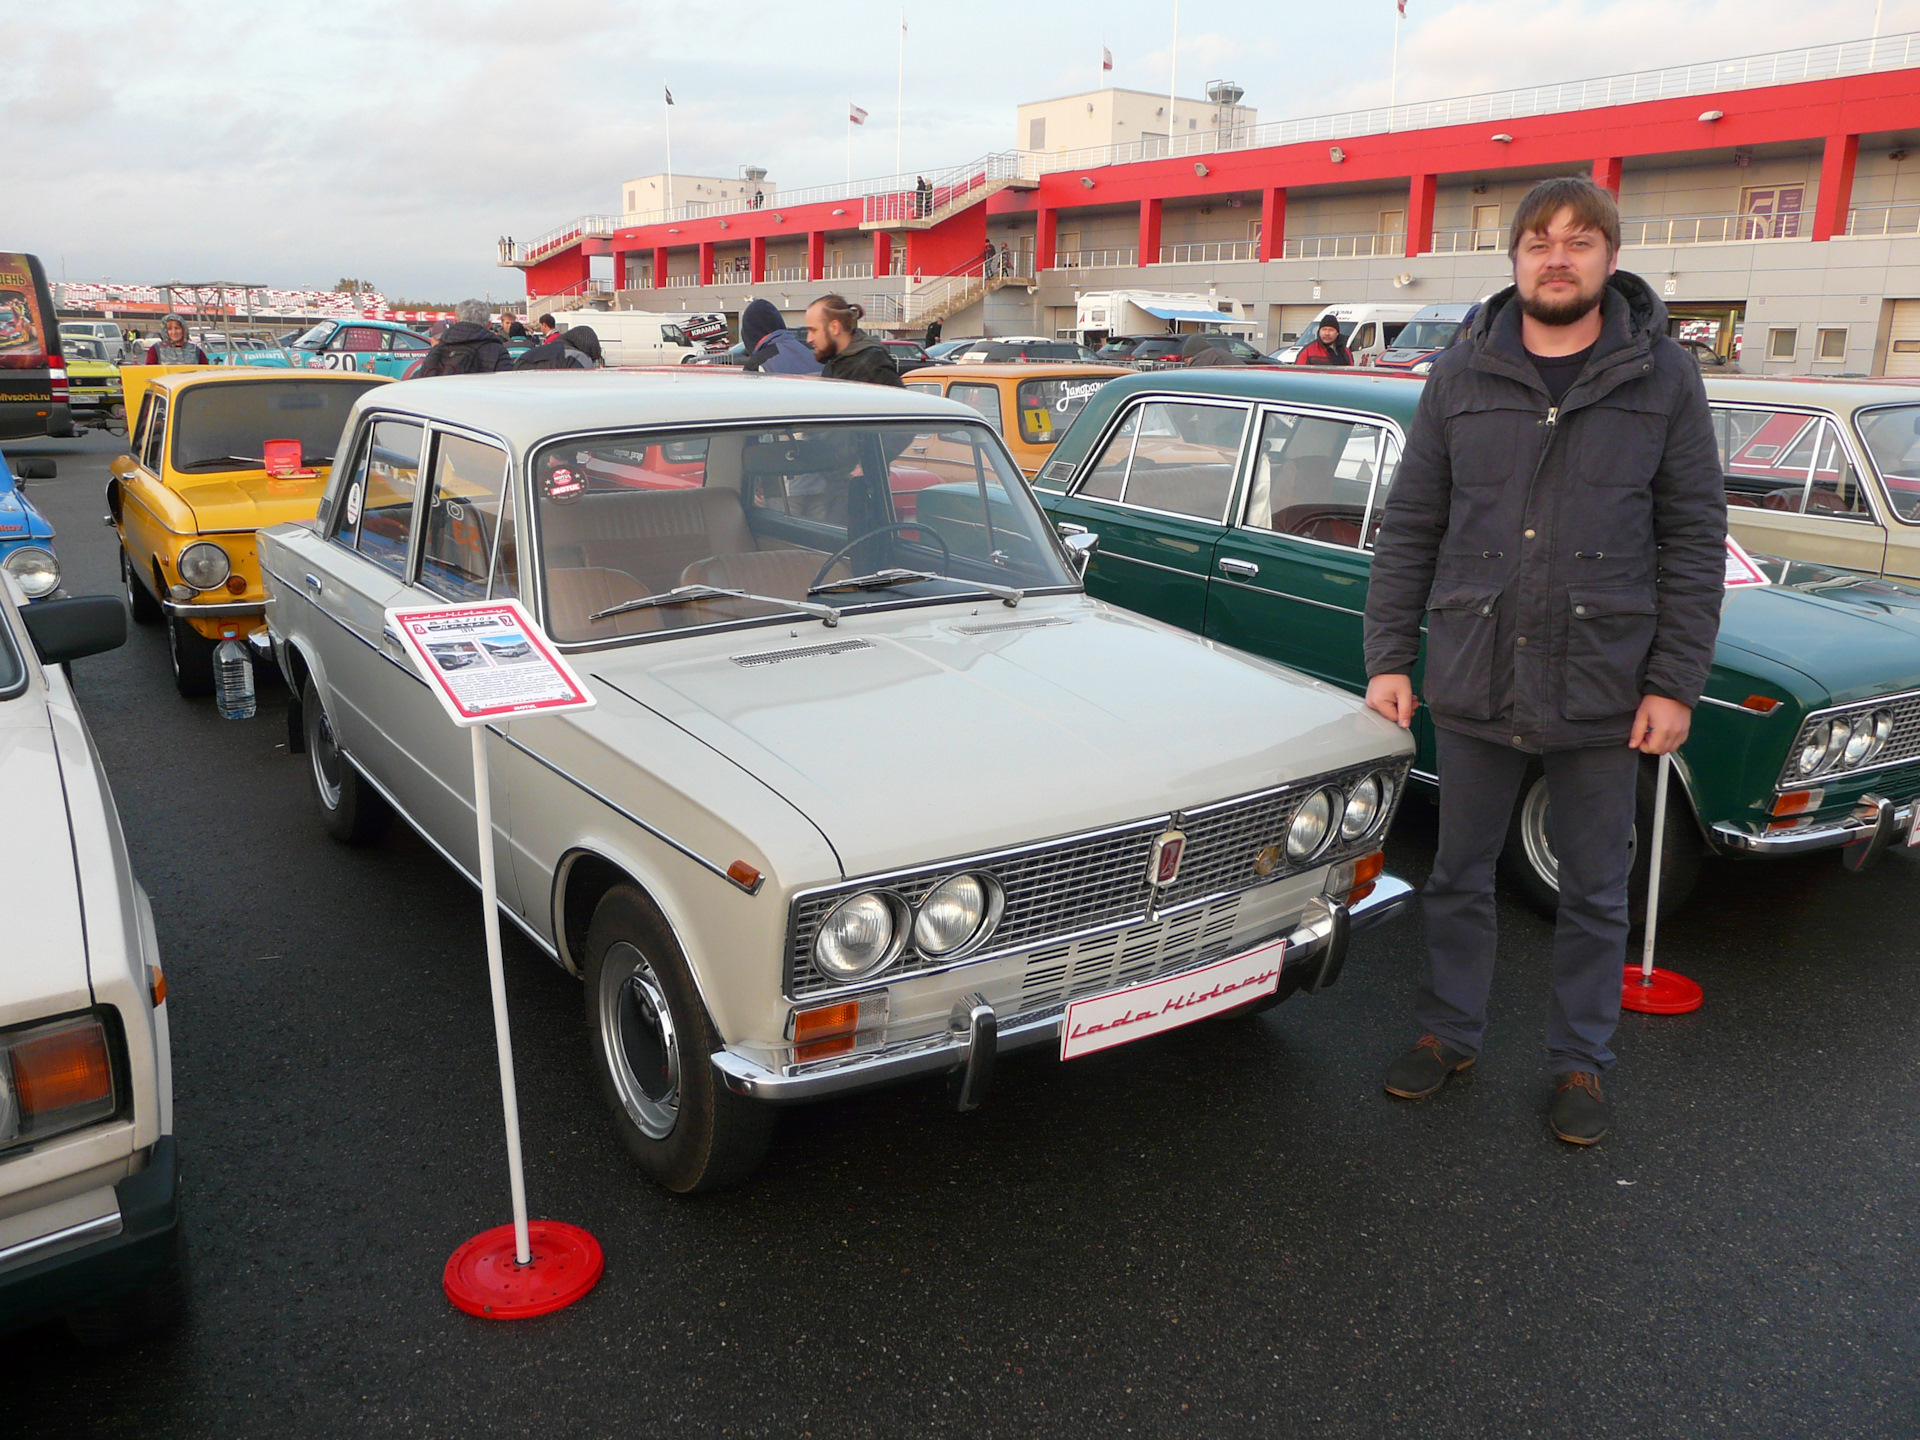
top-left (537, 312), bottom-right (556, 327)
top-left (1508, 176), bottom-right (1620, 258)
top-left (809, 293), bottom-right (863, 332)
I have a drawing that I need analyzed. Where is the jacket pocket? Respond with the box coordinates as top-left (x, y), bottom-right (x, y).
top-left (1422, 580), bottom-right (1503, 721)
top-left (1562, 583), bottom-right (1658, 720)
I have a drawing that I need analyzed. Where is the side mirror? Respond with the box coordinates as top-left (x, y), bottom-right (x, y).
top-left (1062, 530), bottom-right (1099, 577)
top-left (14, 458), bottom-right (56, 480)
top-left (109, 454), bottom-right (138, 478)
top-left (20, 595), bottom-right (127, 664)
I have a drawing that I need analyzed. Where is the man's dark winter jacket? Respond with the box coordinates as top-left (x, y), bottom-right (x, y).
top-left (415, 321), bottom-right (512, 377)
top-left (820, 331), bottom-right (903, 387)
top-left (1362, 270), bottom-right (1726, 753)
top-left (743, 328), bottom-right (823, 375)
top-left (513, 326), bottom-right (602, 369)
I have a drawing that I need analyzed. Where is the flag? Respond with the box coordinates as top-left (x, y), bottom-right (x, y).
top-left (1396, 0), bottom-right (1406, 13)
top-left (664, 86), bottom-right (674, 104)
top-left (1102, 45), bottom-right (1113, 71)
top-left (850, 102), bottom-right (868, 125)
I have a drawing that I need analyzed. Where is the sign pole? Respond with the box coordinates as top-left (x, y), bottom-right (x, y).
top-left (1620, 750), bottom-right (1704, 1014)
top-left (472, 724), bottom-right (531, 1266)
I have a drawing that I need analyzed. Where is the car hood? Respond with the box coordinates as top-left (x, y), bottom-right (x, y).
top-left (0, 485), bottom-right (53, 542)
top-left (585, 597), bottom-right (1412, 878)
top-left (175, 466), bottom-right (331, 533)
top-left (1719, 563), bottom-right (1920, 706)
top-left (0, 704), bottom-right (89, 1014)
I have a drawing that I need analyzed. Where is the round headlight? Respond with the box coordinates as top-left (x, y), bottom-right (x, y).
top-left (1287, 787), bottom-right (1342, 863)
top-left (1798, 719), bottom-right (1840, 776)
top-left (1840, 710), bottom-right (1894, 767)
top-left (2, 545), bottom-right (60, 599)
top-left (913, 873), bottom-right (1000, 958)
top-left (1340, 773), bottom-right (1387, 841)
top-left (813, 891), bottom-right (905, 981)
top-left (177, 541), bottom-right (232, 591)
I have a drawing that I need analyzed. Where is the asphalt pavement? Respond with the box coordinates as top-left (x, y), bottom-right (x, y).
top-left (5, 428), bottom-right (1918, 1438)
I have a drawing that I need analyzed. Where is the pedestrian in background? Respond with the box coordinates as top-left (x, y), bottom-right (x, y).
top-left (536, 313), bottom-right (561, 343)
top-left (513, 325), bottom-right (601, 369)
top-left (144, 314), bottom-right (208, 365)
top-left (1295, 318), bottom-right (1352, 366)
top-left (1180, 332), bottom-right (1243, 367)
top-left (804, 294), bottom-right (902, 386)
top-left (923, 317), bottom-right (942, 349)
top-left (741, 298), bottom-right (821, 375)
top-left (1362, 176), bottom-right (1726, 1145)
top-left (415, 317), bottom-right (513, 375)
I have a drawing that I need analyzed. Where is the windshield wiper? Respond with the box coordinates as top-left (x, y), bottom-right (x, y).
top-left (589, 583), bottom-right (841, 627)
top-left (808, 569), bottom-right (1025, 607)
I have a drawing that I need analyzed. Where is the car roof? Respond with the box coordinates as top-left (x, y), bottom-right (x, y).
top-left (352, 370), bottom-right (981, 441)
top-left (1089, 365), bottom-right (1426, 423)
top-left (910, 363), bottom-right (1132, 381)
top-left (149, 368), bottom-right (391, 396)
top-left (1703, 375), bottom-right (1920, 410)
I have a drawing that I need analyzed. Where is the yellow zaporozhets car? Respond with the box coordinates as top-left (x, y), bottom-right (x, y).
top-left (109, 367), bottom-right (387, 695)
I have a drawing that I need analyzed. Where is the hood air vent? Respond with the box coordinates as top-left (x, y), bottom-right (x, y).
top-left (731, 638), bottom-right (875, 667)
top-left (950, 615), bottom-right (1073, 636)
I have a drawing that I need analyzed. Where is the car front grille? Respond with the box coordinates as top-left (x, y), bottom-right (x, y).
top-left (785, 758), bottom-right (1408, 998)
top-left (1776, 689), bottom-right (1920, 791)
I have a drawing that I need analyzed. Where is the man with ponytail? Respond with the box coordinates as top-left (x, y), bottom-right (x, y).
top-left (805, 293), bottom-right (904, 387)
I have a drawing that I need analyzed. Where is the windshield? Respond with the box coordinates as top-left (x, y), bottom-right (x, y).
top-left (1858, 406), bottom-right (1920, 522)
top-left (169, 379), bottom-right (383, 472)
top-left (65, 338), bottom-right (108, 361)
top-left (533, 420), bottom-right (1077, 644)
top-left (1391, 320), bottom-right (1459, 351)
top-left (1017, 375), bottom-right (1118, 445)
top-left (292, 322), bottom-right (335, 349)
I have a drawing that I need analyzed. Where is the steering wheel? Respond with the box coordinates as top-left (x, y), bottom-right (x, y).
top-left (812, 522), bottom-right (951, 589)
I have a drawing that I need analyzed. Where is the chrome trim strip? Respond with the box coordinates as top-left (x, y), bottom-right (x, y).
top-left (490, 728), bottom-right (749, 892)
top-left (1209, 575), bottom-right (1366, 616)
top-left (716, 875), bottom-right (1414, 1103)
top-left (1093, 550), bottom-right (1210, 581)
top-left (1698, 693), bottom-right (1773, 714)
top-left (160, 599), bottom-right (266, 618)
top-left (0, 1211), bottom-right (123, 1275)
top-left (1712, 800), bottom-right (1914, 855)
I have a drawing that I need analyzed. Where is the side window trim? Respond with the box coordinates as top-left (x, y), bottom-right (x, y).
top-left (328, 411), bottom-right (430, 578)
top-left (1237, 402), bottom-right (1407, 550)
top-left (1071, 395), bottom-right (1251, 524)
top-left (1712, 403), bottom-right (1882, 527)
top-left (416, 424), bottom-right (514, 602)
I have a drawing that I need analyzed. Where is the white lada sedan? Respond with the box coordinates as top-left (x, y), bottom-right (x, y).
top-left (260, 372), bottom-right (1416, 1193)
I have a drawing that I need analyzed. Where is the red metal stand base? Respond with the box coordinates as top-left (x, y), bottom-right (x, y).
top-left (444, 1220), bottom-right (603, 1319)
top-left (1620, 966), bottom-right (1704, 1015)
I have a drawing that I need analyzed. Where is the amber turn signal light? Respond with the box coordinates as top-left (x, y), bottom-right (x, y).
top-left (12, 1023), bottom-right (114, 1117)
top-left (788, 993), bottom-right (888, 1063)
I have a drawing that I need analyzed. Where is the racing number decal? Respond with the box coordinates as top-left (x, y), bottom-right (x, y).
top-left (316, 351), bottom-right (370, 371)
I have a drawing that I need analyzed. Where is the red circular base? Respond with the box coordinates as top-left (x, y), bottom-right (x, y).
top-left (1621, 965), bottom-right (1704, 1015)
top-left (444, 1221), bottom-right (603, 1319)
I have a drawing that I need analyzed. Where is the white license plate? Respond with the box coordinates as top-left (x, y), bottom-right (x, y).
top-left (1907, 810), bottom-right (1920, 848)
top-left (1060, 938), bottom-right (1286, 1062)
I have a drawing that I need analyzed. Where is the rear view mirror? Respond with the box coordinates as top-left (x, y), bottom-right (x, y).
top-left (20, 595), bottom-right (127, 664)
top-left (1062, 530), bottom-right (1099, 576)
top-left (109, 454), bottom-right (137, 478)
top-left (14, 458), bottom-right (56, 480)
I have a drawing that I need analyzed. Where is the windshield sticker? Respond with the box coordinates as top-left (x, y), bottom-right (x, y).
top-left (544, 466), bottom-right (583, 504)
top-left (343, 481), bottom-right (363, 528)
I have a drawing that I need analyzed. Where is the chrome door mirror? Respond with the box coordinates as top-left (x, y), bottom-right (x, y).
top-left (1062, 530), bottom-right (1099, 576)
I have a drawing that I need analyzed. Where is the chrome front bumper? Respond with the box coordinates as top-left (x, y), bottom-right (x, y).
top-left (161, 598), bottom-right (266, 620)
top-left (1712, 795), bottom-right (1914, 862)
top-left (712, 874), bottom-right (1416, 1106)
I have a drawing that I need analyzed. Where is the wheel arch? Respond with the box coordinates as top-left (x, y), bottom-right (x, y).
top-left (553, 848), bottom-right (706, 998)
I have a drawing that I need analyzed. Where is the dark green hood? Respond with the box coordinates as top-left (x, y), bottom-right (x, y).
top-left (1718, 561), bottom-right (1920, 707)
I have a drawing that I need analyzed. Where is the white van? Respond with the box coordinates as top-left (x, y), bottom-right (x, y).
top-left (562, 311), bottom-right (728, 367)
top-left (1272, 303), bottom-right (1424, 365)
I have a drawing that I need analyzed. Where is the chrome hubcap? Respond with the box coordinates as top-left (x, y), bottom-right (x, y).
top-left (1519, 777), bottom-right (1637, 893)
top-left (308, 702), bottom-right (343, 810)
top-left (597, 941), bottom-right (680, 1140)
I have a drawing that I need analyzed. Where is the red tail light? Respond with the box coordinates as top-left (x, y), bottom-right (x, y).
top-left (48, 365), bottom-right (68, 402)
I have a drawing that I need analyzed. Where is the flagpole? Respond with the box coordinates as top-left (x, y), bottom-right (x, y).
top-left (896, 8), bottom-right (906, 179)
top-left (664, 90), bottom-right (675, 216)
top-left (1390, 3), bottom-right (1402, 123)
top-left (1168, 0), bottom-right (1179, 155)
top-left (847, 102), bottom-right (853, 186)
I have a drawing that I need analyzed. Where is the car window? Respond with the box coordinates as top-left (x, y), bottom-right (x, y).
top-left (905, 382), bottom-right (943, 396)
top-left (420, 433), bottom-right (513, 601)
top-left (1351, 323), bottom-right (1376, 350)
top-left (293, 322), bottom-right (335, 349)
top-left (1080, 408), bottom-right (1140, 500)
top-left (1715, 407), bottom-right (1858, 515)
top-left (946, 382), bottom-right (1004, 435)
top-left (334, 418), bottom-right (425, 577)
top-left (170, 378), bottom-right (380, 473)
top-left (1079, 400), bottom-right (1244, 520)
top-left (1857, 405), bottom-right (1920, 523)
top-left (338, 327), bottom-right (386, 352)
top-left (532, 420), bottom-right (1075, 644)
top-left (1017, 375), bottom-right (1116, 446)
top-left (1243, 411), bottom-right (1395, 548)
top-left (390, 330), bottom-right (431, 352)
top-left (136, 393), bottom-right (165, 470)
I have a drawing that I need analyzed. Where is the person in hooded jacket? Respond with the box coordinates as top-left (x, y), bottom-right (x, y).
top-left (145, 314), bottom-right (209, 365)
top-left (740, 298), bottom-right (821, 375)
top-left (1362, 177), bottom-right (1726, 1147)
top-left (513, 325), bottom-right (602, 369)
top-left (414, 320), bottom-right (513, 376)
top-left (1180, 332), bottom-right (1245, 367)
top-left (805, 294), bottom-right (903, 387)
top-left (1294, 318), bottom-right (1352, 366)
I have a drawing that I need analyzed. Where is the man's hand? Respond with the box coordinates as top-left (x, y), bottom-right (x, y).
top-left (1366, 673), bottom-right (1418, 729)
top-left (1629, 694), bottom-right (1693, 754)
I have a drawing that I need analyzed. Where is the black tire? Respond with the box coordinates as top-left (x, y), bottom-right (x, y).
top-left (583, 886), bottom-right (774, 1194)
top-left (302, 675), bottom-right (390, 844)
top-left (121, 548), bottom-right (162, 624)
top-left (1500, 758), bottom-right (1702, 927)
top-left (62, 1227), bottom-right (188, 1347)
top-left (166, 614), bottom-right (216, 698)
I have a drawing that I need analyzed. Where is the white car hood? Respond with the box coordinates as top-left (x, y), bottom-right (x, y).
top-left (0, 702), bottom-right (89, 1015)
top-left (586, 598), bottom-right (1411, 878)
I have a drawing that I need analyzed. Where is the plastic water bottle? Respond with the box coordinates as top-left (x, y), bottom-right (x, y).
top-left (213, 639), bottom-right (256, 720)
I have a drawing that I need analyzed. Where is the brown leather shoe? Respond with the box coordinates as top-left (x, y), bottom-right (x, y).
top-left (1382, 1034), bottom-right (1476, 1099)
top-left (1550, 1071), bottom-right (1611, 1145)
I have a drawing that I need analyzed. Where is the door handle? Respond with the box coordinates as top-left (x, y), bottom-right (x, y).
top-left (1218, 557), bottom-right (1260, 578)
top-left (1055, 522), bottom-right (1089, 536)
top-left (381, 624), bottom-right (404, 648)
top-left (304, 573), bottom-right (323, 594)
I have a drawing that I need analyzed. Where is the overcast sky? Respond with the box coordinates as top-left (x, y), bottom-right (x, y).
top-left (6, 0), bottom-right (1916, 301)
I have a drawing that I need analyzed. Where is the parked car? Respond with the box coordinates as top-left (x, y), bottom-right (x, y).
top-left (242, 318), bottom-right (435, 377)
top-left (1270, 304), bottom-right (1423, 366)
top-left (905, 362), bottom-right (1131, 476)
top-left (260, 372), bottom-right (1418, 1192)
top-left (0, 575), bottom-right (184, 1346)
top-left (108, 368), bottom-right (388, 695)
top-left (1373, 303), bottom-right (1475, 373)
top-left (60, 337), bottom-right (122, 420)
top-left (879, 338), bottom-right (934, 374)
top-left (59, 321), bottom-right (128, 364)
top-left (1707, 377), bottom-right (1920, 585)
top-left (0, 449), bottom-right (60, 600)
top-left (1101, 335), bottom-right (1189, 369)
top-left (924, 338), bottom-right (984, 362)
top-left (1033, 366), bottom-right (1920, 917)
top-left (954, 339), bottom-right (1103, 365)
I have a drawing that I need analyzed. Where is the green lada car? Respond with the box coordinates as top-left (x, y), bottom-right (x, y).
top-left (1032, 367), bottom-right (1920, 917)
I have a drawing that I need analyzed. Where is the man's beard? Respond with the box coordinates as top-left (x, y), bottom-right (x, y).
top-left (1518, 273), bottom-right (1605, 327)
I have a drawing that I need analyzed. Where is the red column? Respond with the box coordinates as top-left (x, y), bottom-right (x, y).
top-left (697, 241), bottom-right (716, 286)
top-left (872, 228), bottom-right (892, 278)
top-left (1036, 208), bottom-right (1057, 271)
top-left (1139, 198), bottom-right (1163, 265)
top-left (1258, 187), bottom-right (1287, 263)
top-left (652, 246), bottom-right (668, 289)
top-left (1406, 173), bottom-right (1437, 258)
top-left (749, 236), bottom-right (767, 283)
top-left (807, 231), bottom-right (825, 281)
top-left (1592, 157), bottom-right (1622, 198)
top-left (1811, 133), bottom-right (1860, 242)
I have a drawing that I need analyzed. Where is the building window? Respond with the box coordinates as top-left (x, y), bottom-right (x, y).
top-left (1472, 204), bottom-right (1501, 251)
top-left (1742, 186), bottom-right (1805, 240)
top-left (1817, 328), bottom-right (1848, 361)
top-left (1768, 327), bottom-right (1799, 360)
top-left (1029, 117), bottom-right (1045, 150)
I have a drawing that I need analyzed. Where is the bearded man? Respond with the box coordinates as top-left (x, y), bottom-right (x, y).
top-left (1361, 176), bottom-right (1726, 1145)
